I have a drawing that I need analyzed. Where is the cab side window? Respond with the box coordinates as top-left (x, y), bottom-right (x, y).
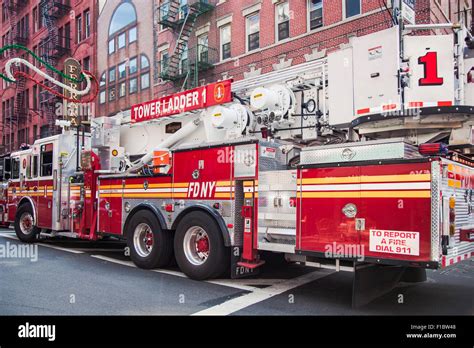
top-left (12, 158), bottom-right (20, 179)
top-left (40, 144), bottom-right (53, 177)
top-left (32, 156), bottom-right (39, 178)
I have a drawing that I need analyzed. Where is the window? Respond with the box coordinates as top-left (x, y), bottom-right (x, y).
top-left (99, 90), bottom-right (106, 104)
top-left (109, 2), bottom-right (137, 35)
top-left (345, 0), bottom-right (361, 18)
top-left (32, 155), bottom-right (38, 178)
top-left (129, 78), bottom-right (138, 94)
top-left (309, 0), bottom-right (323, 30)
top-left (129, 57), bottom-right (138, 74)
top-left (246, 12), bottom-right (260, 51)
top-left (33, 85), bottom-right (38, 109)
top-left (179, 0), bottom-right (188, 20)
top-left (12, 158), bottom-right (20, 179)
top-left (118, 62), bottom-right (126, 79)
top-left (40, 144), bottom-right (53, 177)
top-left (83, 56), bottom-right (90, 71)
top-left (141, 54), bottom-right (150, 69)
top-left (141, 72), bottom-right (150, 90)
top-left (100, 72), bottom-right (106, 87)
top-left (85, 10), bottom-right (91, 38)
top-left (76, 15), bottom-right (82, 43)
top-left (33, 7), bottom-right (39, 32)
top-left (109, 67), bottom-right (116, 83)
top-left (220, 24), bottom-right (231, 60)
top-left (198, 34), bottom-right (209, 63)
top-left (179, 44), bottom-right (188, 74)
top-left (118, 32), bottom-right (126, 49)
top-left (65, 22), bottom-right (71, 49)
top-left (108, 39), bottom-right (115, 54)
top-left (129, 26), bottom-right (137, 43)
top-left (160, 51), bottom-right (169, 72)
top-left (276, 2), bottom-right (290, 41)
top-left (109, 87), bottom-right (116, 101)
top-left (119, 82), bottom-right (126, 97)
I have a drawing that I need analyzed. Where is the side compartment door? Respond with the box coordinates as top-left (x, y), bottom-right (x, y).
top-left (107, 179), bottom-right (123, 235)
top-left (298, 166), bottom-right (361, 253)
top-left (37, 143), bottom-right (54, 229)
top-left (98, 179), bottom-right (110, 233)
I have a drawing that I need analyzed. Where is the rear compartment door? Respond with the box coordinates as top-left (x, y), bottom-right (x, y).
top-left (359, 162), bottom-right (433, 262)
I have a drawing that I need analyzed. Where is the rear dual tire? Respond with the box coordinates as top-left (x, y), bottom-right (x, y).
top-left (127, 210), bottom-right (173, 269)
top-left (174, 211), bottom-right (229, 280)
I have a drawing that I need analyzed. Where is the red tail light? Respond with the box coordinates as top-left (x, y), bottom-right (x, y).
top-left (419, 143), bottom-right (448, 155)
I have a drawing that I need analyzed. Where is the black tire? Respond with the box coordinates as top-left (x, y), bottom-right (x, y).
top-left (174, 211), bottom-right (229, 280)
top-left (14, 204), bottom-right (40, 243)
top-left (126, 210), bottom-right (173, 269)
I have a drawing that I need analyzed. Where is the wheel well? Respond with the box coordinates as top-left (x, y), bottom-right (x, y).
top-left (172, 206), bottom-right (231, 247)
top-left (18, 199), bottom-right (31, 207)
top-left (123, 205), bottom-right (167, 238)
top-left (17, 197), bottom-right (37, 222)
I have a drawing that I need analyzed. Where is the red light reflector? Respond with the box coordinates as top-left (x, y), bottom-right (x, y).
top-left (165, 204), bottom-right (174, 213)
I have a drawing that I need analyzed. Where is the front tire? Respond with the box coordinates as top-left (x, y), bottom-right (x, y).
top-left (14, 204), bottom-right (40, 243)
top-left (127, 210), bottom-right (173, 269)
top-left (174, 211), bottom-right (229, 280)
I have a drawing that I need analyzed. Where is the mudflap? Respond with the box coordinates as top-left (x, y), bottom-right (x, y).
top-left (230, 247), bottom-right (260, 279)
top-left (352, 264), bottom-right (406, 308)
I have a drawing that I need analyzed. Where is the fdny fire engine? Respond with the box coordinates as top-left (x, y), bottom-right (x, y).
top-left (3, 24), bottom-right (474, 306)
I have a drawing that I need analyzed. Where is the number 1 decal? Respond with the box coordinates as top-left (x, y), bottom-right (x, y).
top-left (418, 52), bottom-right (444, 86)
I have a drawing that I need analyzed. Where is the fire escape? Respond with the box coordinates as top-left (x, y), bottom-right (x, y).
top-left (3, 0), bottom-right (29, 153)
top-left (155, 0), bottom-right (216, 90)
top-left (38, 0), bottom-right (71, 135)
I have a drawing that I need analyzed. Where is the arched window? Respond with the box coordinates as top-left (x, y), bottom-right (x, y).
top-left (109, 1), bottom-right (137, 36)
top-left (100, 72), bottom-right (106, 86)
top-left (141, 54), bottom-right (150, 69)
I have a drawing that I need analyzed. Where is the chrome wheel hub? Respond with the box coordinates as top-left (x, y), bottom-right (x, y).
top-left (183, 226), bottom-right (210, 266)
top-left (133, 223), bottom-right (154, 257)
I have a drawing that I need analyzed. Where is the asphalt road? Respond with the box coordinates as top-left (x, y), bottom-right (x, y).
top-left (0, 228), bottom-right (473, 315)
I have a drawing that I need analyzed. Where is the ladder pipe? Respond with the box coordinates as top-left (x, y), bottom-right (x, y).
top-left (126, 117), bottom-right (202, 174)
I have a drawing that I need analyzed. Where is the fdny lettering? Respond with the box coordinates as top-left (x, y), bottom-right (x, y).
top-left (187, 182), bottom-right (217, 198)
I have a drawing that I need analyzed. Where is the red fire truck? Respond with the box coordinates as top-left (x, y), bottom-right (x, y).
top-left (3, 26), bottom-right (474, 306)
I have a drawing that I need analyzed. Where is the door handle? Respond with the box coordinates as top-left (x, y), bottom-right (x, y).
top-left (355, 218), bottom-right (365, 231)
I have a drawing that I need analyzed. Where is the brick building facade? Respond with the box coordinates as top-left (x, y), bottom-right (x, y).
top-left (152, 0), bottom-right (472, 98)
top-left (0, 0), bottom-right (97, 155)
top-left (96, 0), bottom-right (155, 117)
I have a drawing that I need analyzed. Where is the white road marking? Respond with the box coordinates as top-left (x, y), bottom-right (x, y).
top-left (151, 269), bottom-right (188, 278)
top-left (75, 248), bottom-right (125, 252)
top-left (0, 233), bottom-right (84, 254)
top-left (0, 233), bottom-right (18, 240)
top-left (1, 234), bottom-right (320, 296)
top-left (207, 280), bottom-right (258, 292)
top-left (91, 255), bottom-right (136, 267)
top-left (192, 270), bottom-right (334, 316)
top-left (36, 243), bottom-right (84, 254)
top-left (91, 255), bottom-right (259, 291)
